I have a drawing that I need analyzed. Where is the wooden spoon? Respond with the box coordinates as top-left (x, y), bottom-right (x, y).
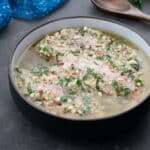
top-left (91, 0), bottom-right (150, 22)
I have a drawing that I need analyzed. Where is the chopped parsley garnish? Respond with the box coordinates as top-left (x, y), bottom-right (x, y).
top-left (96, 56), bottom-right (103, 60)
top-left (109, 59), bottom-right (117, 68)
top-left (68, 89), bottom-right (77, 95)
top-left (134, 79), bottom-right (144, 87)
top-left (61, 95), bottom-right (68, 103)
top-left (24, 82), bottom-right (34, 96)
top-left (35, 97), bottom-right (43, 105)
top-left (112, 81), bottom-right (120, 92)
top-left (64, 106), bottom-right (72, 113)
top-left (78, 106), bottom-right (91, 116)
top-left (55, 52), bottom-right (64, 58)
top-left (71, 65), bottom-right (76, 70)
top-left (59, 77), bottom-right (71, 86)
top-left (130, 63), bottom-right (139, 71)
top-left (130, 59), bottom-right (140, 71)
top-left (112, 80), bottom-right (131, 96)
top-left (60, 35), bottom-right (66, 40)
top-left (76, 79), bottom-right (82, 87)
top-left (82, 75), bottom-right (88, 81)
top-left (105, 55), bottom-right (117, 69)
top-left (87, 68), bottom-right (94, 74)
top-left (78, 28), bottom-right (86, 36)
top-left (86, 68), bottom-right (100, 79)
top-left (30, 64), bottom-right (49, 76)
top-left (95, 78), bottom-right (100, 91)
top-left (123, 88), bottom-right (131, 96)
top-left (27, 82), bottom-right (33, 93)
top-left (105, 54), bottom-right (111, 59)
top-left (77, 97), bottom-right (92, 116)
top-left (15, 67), bottom-right (25, 84)
top-left (123, 69), bottom-right (134, 79)
top-left (96, 83), bottom-right (100, 91)
top-left (39, 44), bottom-right (53, 57)
top-left (112, 80), bottom-right (119, 87)
top-left (106, 41), bottom-right (113, 50)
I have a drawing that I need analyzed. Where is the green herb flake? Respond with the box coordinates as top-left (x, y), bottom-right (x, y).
top-left (82, 75), bottom-right (88, 81)
top-left (76, 79), bottom-right (82, 87)
top-left (78, 106), bottom-right (91, 116)
top-left (123, 69), bottom-right (134, 79)
top-left (39, 44), bottom-right (51, 57)
top-left (60, 35), bottom-right (66, 40)
top-left (96, 56), bottom-right (103, 60)
top-left (71, 66), bottom-right (75, 70)
top-left (55, 52), bottom-right (64, 58)
top-left (96, 84), bottom-right (100, 91)
top-left (24, 82), bottom-right (34, 96)
top-left (112, 80), bottom-right (119, 87)
top-left (64, 106), bottom-right (72, 113)
top-left (30, 64), bottom-right (49, 76)
top-left (92, 72), bottom-right (99, 79)
top-left (27, 82), bottom-right (33, 93)
top-left (61, 95), bottom-right (68, 103)
top-left (112, 81), bottom-right (131, 96)
top-left (112, 81), bottom-right (122, 95)
top-left (15, 67), bottom-right (25, 83)
top-left (77, 97), bottom-right (92, 116)
top-left (123, 88), bottom-right (131, 96)
top-left (95, 78), bottom-right (100, 91)
top-left (78, 28), bottom-right (86, 36)
top-left (36, 97), bottom-right (42, 102)
top-left (109, 60), bottom-right (117, 68)
top-left (105, 55), bottom-right (117, 69)
top-left (59, 77), bottom-right (71, 86)
top-left (68, 89), bottom-right (77, 95)
top-left (86, 67), bottom-right (94, 74)
top-left (134, 79), bottom-right (144, 87)
top-left (130, 60), bottom-right (140, 71)
top-left (86, 68), bottom-right (103, 81)
top-left (35, 97), bottom-right (43, 105)
top-left (106, 41), bottom-right (113, 50)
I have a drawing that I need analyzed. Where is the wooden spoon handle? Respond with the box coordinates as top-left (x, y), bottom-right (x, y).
top-left (124, 6), bottom-right (150, 22)
top-left (135, 13), bottom-right (150, 22)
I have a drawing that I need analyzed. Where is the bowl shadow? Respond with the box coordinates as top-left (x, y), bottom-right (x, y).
top-left (10, 82), bottom-right (150, 142)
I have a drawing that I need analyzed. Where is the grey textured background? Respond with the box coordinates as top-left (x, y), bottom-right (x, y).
top-left (0, 0), bottom-right (150, 150)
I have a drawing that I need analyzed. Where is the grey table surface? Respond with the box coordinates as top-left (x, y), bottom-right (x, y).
top-left (0, 0), bottom-right (150, 150)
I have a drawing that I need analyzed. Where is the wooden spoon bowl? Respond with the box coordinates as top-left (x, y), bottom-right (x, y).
top-left (91, 0), bottom-right (150, 22)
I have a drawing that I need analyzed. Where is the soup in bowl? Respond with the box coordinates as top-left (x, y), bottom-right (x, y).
top-left (9, 17), bottom-right (150, 121)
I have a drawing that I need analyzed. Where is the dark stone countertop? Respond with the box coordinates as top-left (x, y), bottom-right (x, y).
top-left (0, 0), bottom-right (150, 150)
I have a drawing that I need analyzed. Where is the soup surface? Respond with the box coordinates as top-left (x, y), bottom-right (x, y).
top-left (14, 27), bottom-right (150, 119)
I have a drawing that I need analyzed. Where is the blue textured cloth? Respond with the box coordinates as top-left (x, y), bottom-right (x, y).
top-left (0, 0), bottom-right (66, 30)
top-left (10, 0), bottom-right (65, 19)
top-left (0, 0), bottom-right (12, 30)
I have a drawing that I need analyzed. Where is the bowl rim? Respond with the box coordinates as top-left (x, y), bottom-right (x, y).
top-left (8, 16), bottom-right (150, 122)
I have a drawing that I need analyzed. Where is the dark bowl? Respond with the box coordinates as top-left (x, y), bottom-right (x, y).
top-left (8, 16), bottom-right (150, 134)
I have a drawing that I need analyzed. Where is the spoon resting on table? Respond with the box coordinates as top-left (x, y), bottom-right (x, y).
top-left (91, 0), bottom-right (150, 22)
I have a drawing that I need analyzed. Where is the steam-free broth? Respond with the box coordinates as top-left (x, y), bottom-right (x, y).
top-left (14, 27), bottom-right (150, 119)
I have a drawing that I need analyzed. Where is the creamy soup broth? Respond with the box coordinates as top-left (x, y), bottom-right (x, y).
top-left (14, 27), bottom-right (150, 119)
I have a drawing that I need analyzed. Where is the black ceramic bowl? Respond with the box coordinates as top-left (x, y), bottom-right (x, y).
top-left (8, 17), bottom-right (150, 133)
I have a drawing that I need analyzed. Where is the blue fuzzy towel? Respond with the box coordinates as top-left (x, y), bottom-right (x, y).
top-left (0, 0), bottom-right (66, 30)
